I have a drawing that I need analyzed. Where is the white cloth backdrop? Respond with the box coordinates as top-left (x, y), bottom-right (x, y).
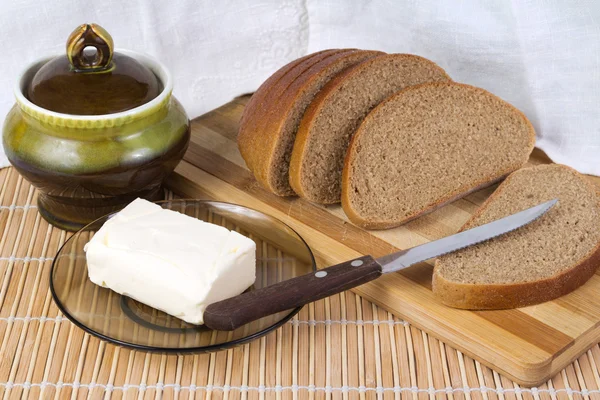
top-left (0, 0), bottom-right (598, 175)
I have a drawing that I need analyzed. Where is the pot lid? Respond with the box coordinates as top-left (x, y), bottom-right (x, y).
top-left (27, 24), bottom-right (160, 115)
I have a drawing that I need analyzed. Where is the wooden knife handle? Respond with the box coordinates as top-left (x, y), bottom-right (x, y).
top-left (203, 255), bottom-right (382, 331)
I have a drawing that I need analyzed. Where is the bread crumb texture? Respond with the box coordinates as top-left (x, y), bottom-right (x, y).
top-left (436, 164), bottom-right (600, 284)
top-left (297, 54), bottom-right (450, 203)
top-left (268, 51), bottom-right (379, 195)
top-left (345, 82), bottom-right (534, 226)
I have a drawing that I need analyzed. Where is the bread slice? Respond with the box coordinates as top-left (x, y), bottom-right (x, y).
top-left (250, 50), bottom-right (383, 196)
top-left (342, 82), bottom-right (536, 229)
top-left (433, 164), bottom-right (600, 309)
top-left (238, 49), bottom-right (345, 175)
top-left (289, 54), bottom-right (451, 204)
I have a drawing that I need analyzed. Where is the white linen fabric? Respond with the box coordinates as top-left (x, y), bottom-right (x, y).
top-left (0, 0), bottom-right (598, 175)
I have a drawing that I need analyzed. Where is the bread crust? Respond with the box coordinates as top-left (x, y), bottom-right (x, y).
top-left (431, 164), bottom-right (600, 309)
top-left (238, 51), bottom-right (323, 172)
top-left (256, 50), bottom-right (382, 196)
top-left (342, 174), bottom-right (510, 230)
top-left (238, 49), bottom-right (342, 177)
top-left (288, 57), bottom-right (374, 202)
top-left (290, 54), bottom-right (452, 204)
top-left (288, 55), bottom-right (383, 201)
top-left (249, 49), bottom-right (352, 193)
top-left (341, 82), bottom-right (537, 229)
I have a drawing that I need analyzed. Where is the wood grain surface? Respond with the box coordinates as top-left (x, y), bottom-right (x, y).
top-left (166, 95), bottom-right (600, 387)
top-left (2, 102), bottom-right (600, 398)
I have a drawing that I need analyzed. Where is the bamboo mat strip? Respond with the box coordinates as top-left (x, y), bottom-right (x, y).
top-left (0, 168), bottom-right (599, 400)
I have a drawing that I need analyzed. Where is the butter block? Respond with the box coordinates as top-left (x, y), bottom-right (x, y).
top-left (84, 198), bottom-right (256, 325)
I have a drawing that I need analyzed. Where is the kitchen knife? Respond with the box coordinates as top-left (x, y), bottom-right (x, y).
top-left (204, 199), bottom-right (558, 331)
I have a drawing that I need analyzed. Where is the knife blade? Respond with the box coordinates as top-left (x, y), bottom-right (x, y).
top-left (204, 198), bottom-right (558, 331)
top-left (377, 198), bottom-right (558, 273)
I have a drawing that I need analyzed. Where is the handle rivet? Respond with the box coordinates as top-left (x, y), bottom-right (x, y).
top-left (315, 271), bottom-right (327, 278)
top-left (351, 260), bottom-right (363, 267)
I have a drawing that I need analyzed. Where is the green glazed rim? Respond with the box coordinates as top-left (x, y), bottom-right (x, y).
top-left (15, 49), bottom-right (173, 129)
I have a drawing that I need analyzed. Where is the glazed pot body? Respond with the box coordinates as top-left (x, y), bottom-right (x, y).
top-left (2, 52), bottom-right (190, 230)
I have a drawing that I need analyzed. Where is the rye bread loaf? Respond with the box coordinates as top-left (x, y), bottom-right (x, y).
top-left (249, 50), bottom-right (383, 195)
top-left (238, 49), bottom-right (346, 175)
top-left (342, 82), bottom-right (536, 229)
top-left (289, 54), bottom-right (451, 204)
top-left (433, 164), bottom-right (600, 309)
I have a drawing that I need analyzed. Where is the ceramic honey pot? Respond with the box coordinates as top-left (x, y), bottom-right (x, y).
top-left (2, 24), bottom-right (190, 230)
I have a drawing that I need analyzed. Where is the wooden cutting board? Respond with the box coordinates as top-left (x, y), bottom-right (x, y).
top-left (166, 95), bottom-right (600, 387)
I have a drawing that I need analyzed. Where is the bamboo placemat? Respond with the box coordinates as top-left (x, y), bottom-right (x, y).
top-left (1, 167), bottom-right (600, 400)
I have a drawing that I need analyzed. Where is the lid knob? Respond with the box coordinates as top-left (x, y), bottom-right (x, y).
top-left (67, 24), bottom-right (114, 71)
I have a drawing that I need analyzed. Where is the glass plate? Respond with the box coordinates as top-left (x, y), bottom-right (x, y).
top-left (50, 199), bottom-right (316, 353)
